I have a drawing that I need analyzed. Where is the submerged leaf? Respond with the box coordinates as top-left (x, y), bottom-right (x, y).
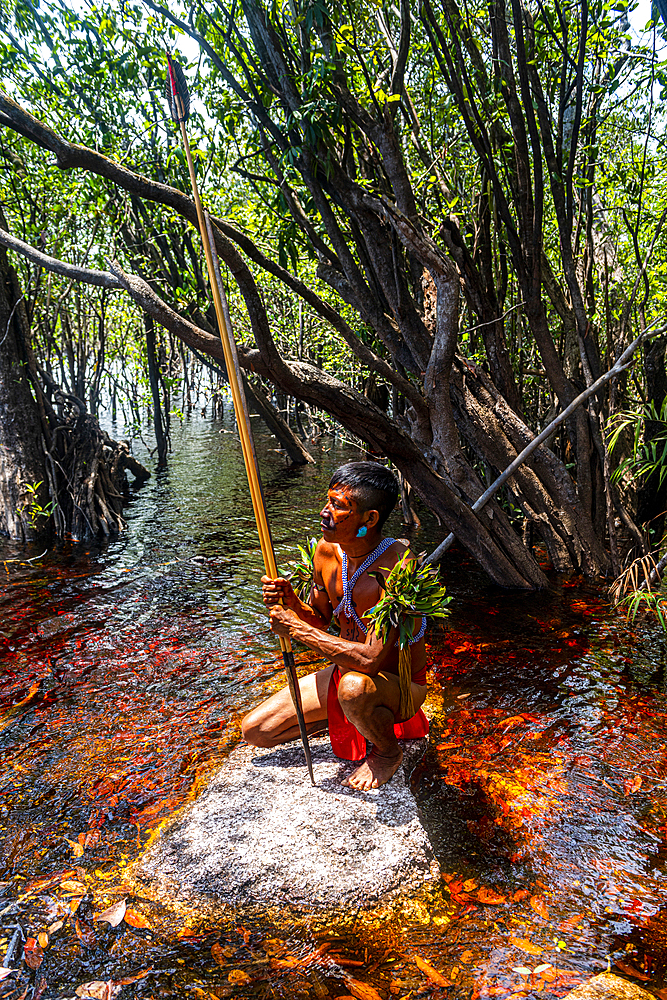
top-left (124, 909), bottom-right (151, 929)
top-left (478, 887), bottom-right (507, 905)
top-left (510, 938), bottom-right (542, 956)
top-left (227, 970), bottom-right (251, 985)
top-left (95, 899), bottom-right (126, 927)
top-left (75, 917), bottom-right (96, 948)
top-left (211, 942), bottom-right (229, 966)
top-left (116, 969), bottom-right (151, 985)
top-left (23, 937), bottom-right (44, 970)
top-left (530, 896), bottom-right (549, 919)
top-left (614, 960), bottom-right (651, 981)
top-left (413, 955), bottom-right (449, 986)
top-left (75, 983), bottom-right (117, 999)
top-left (346, 978), bottom-right (384, 1000)
top-left (60, 880), bottom-right (87, 894)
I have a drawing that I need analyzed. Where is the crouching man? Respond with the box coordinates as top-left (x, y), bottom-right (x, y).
top-left (241, 461), bottom-right (428, 790)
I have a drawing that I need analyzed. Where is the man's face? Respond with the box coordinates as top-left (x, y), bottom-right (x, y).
top-left (320, 487), bottom-right (363, 541)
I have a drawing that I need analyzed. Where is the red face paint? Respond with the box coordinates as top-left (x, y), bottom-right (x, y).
top-left (320, 488), bottom-right (357, 539)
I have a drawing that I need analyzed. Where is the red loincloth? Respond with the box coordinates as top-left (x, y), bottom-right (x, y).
top-left (326, 665), bottom-right (429, 760)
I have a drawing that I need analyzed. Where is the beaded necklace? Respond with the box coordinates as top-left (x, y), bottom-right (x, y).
top-left (333, 538), bottom-right (426, 642)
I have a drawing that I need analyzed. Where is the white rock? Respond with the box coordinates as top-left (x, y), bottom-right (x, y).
top-left (139, 735), bottom-right (436, 910)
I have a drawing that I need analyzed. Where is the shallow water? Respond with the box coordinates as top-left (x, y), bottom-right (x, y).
top-left (1, 412), bottom-right (666, 999)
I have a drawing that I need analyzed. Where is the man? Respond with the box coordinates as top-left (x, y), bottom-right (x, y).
top-left (241, 462), bottom-right (429, 790)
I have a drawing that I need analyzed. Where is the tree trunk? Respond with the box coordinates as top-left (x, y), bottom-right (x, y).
top-left (145, 314), bottom-right (168, 468)
top-left (0, 241), bottom-right (50, 543)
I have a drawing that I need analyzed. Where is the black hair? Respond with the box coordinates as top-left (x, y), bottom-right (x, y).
top-left (329, 462), bottom-right (399, 528)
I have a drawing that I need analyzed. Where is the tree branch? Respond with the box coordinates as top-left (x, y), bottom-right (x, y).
top-left (426, 323), bottom-right (665, 565)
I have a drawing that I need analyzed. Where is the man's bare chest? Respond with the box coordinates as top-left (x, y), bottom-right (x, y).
top-left (322, 561), bottom-right (382, 621)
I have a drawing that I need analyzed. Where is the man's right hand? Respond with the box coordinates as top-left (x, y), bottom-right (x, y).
top-left (261, 576), bottom-right (297, 610)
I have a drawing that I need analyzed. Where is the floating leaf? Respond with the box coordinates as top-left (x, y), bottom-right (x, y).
top-left (37, 932), bottom-right (48, 949)
top-left (478, 887), bottom-right (507, 905)
top-left (95, 899), bottom-right (126, 927)
top-left (510, 938), bottom-right (542, 956)
top-left (413, 955), bottom-right (449, 986)
top-left (530, 896), bottom-right (549, 919)
top-left (534, 964), bottom-right (553, 974)
top-left (24, 938), bottom-right (44, 970)
top-left (512, 967), bottom-right (533, 976)
top-left (124, 909), bottom-right (151, 929)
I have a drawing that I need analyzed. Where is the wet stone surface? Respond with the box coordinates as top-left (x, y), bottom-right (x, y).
top-left (564, 974), bottom-right (656, 1000)
top-left (139, 735), bottom-right (436, 910)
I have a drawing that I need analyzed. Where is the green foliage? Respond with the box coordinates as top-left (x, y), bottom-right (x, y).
top-left (16, 482), bottom-right (57, 526)
top-left (1, 0), bottom-right (667, 529)
top-left (284, 537), bottom-right (318, 601)
top-left (606, 398), bottom-right (667, 489)
top-left (367, 554), bottom-right (451, 649)
top-left (617, 589), bottom-right (667, 632)
top-left (609, 549), bottom-right (667, 633)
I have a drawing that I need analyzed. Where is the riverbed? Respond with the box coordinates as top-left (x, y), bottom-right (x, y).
top-left (0, 411), bottom-right (666, 999)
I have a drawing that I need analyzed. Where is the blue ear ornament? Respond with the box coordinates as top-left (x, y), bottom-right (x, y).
top-left (356, 525), bottom-right (368, 538)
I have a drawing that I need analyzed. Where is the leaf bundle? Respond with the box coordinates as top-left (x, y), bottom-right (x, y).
top-left (367, 552), bottom-right (451, 649)
top-left (367, 553), bottom-right (451, 721)
top-left (284, 537), bottom-right (318, 601)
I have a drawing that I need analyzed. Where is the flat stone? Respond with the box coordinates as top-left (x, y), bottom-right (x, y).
top-left (138, 735), bottom-right (437, 912)
top-left (564, 974), bottom-right (656, 1000)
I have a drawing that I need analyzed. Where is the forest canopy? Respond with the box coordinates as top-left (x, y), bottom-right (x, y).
top-left (0, 0), bottom-right (666, 588)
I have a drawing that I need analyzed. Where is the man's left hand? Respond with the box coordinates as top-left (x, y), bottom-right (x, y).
top-left (269, 605), bottom-right (298, 638)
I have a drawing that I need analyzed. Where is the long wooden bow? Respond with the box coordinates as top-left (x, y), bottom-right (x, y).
top-left (165, 53), bottom-right (315, 785)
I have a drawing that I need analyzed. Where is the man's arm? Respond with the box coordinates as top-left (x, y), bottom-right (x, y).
top-left (261, 540), bottom-right (333, 629)
top-left (268, 605), bottom-right (396, 676)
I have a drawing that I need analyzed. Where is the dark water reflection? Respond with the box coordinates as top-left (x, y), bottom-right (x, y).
top-left (0, 412), bottom-right (666, 998)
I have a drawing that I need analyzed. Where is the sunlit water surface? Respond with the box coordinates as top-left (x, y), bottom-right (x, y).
top-left (1, 412), bottom-right (666, 999)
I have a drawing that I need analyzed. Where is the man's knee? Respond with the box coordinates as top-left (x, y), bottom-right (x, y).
top-left (241, 708), bottom-right (275, 748)
top-left (337, 671), bottom-right (374, 710)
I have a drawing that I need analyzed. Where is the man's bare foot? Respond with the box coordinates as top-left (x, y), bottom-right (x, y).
top-left (342, 748), bottom-right (403, 790)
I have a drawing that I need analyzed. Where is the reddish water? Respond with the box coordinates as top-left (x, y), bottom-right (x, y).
top-left (0, 417), bottom-right (666, 999)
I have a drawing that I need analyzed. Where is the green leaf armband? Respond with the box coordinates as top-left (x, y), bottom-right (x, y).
top-left (367, 553), bottom-right (452, 719)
